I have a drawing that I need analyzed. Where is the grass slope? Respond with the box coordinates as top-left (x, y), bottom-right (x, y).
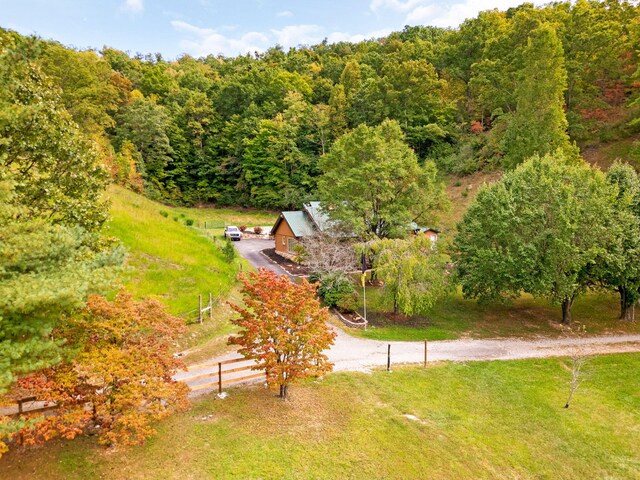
top-left (105, 185), bottom-right (238, 314)
top-left (104, 186), bottom-right (275, 358)
top-left (2, 353), bottom-right (639, 479)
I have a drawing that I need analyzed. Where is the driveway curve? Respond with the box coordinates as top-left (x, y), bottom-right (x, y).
top-left (233, 238), bottom-right (289, 277)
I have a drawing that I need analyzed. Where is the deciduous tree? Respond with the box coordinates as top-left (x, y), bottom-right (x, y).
top-left (601, 162), bottom-right (640, 321)
top-left (454, 153), bottom-right (616, 324)
top-left (0, 32), bottom-right (109, 231)
top-left (3, 292), bottom-right (189, 452)
top-left (318, 119), bottom-right (446, 239)
top-left (229, 268), bottom-right (336, 399)
top-left (499, 23), bottom-right (577, 168)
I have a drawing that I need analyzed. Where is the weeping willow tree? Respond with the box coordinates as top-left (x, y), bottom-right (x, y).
top-left (371, 235), bottom-right (451, 316)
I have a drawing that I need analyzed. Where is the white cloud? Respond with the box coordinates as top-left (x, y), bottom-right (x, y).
top-left (327, 28), bottom-right (393, 44)
top-left (277, 10), bottom-right (293, 17)
top-left (122, 0), bottom-right (143, 14)
top-left (270, 25), bottom-right (323, 47)
top-left (172, 20), bottom-right (269, 57)
top-left (172, 21), bottom-right (395, 58)
top-left (372, 0), bottom-right (546, 28)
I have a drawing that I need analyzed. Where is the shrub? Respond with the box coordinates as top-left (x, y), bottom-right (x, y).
top-left (185, 218), bottom-right (194, 226)
top-left (222, 238), bottom-right (236, 263)
top-left (454, 180), bottom-right (462, 187)
top-left (336, 291), bottom-right (359, 313)
top-left (159, 210), bottom-right (169, 218)
top-left (173, 216), bottom-right (178, 222)
top-left (312, 271), bottom-right (356, 308)
top-left (254, 226), bottom-right (263, 234)
top-left (239, 225), bottom-right (246, 232)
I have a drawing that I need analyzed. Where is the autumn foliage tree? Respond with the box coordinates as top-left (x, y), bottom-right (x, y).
top-left (0, 291), bottom-right (189, 454)
top-left (229, 268), bottom-right (336, 399)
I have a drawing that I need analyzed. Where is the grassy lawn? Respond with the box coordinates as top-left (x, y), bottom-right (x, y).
top-left (2, 353), bottom-right (639, 479)
top-left (350, 286), bottom-right (640, 341)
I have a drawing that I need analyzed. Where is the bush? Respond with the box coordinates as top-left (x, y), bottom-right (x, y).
top-left (159, 210), bottom-right (169, 218)
top-left (173, 216), bottom-right (178, 222)
top-left (312, 272), bottom-right (356, 308)
top-left (222, 238), bottom-right (236, 263)
top-left (185, 218), bottom-right (194, 226)
top-left (336, 291), bottom-right (359, 313)
top-left (239, 225), bottom-right (247, 232)
top-left (254, 226), bottom-right (263, 234)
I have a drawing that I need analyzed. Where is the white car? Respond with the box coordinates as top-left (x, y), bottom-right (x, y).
top-left (224, 225), bottom-right (242, 241)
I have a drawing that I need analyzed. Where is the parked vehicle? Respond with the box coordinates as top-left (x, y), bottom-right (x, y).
top-left (224, 225), bottom-right (242, 241)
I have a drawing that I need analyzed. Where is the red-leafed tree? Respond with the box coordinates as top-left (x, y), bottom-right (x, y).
top-left (2, 291), bottom-right (189, 452)
top-left (229, 268), bottom-right (336, 399)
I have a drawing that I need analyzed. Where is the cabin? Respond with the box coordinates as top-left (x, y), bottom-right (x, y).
top-left (411, 223), bottom-right (440, 243)
top-left (271, 202), bottom-right (330, 258)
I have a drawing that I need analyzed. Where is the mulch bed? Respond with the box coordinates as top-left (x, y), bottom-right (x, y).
top-left (262, 248), bottom-right (311, 276)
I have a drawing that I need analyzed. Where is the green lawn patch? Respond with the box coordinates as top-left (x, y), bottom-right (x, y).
top-left (350, 286), bottom-right (640, 341)
top-left (2, 353), bottom-right (639, 479)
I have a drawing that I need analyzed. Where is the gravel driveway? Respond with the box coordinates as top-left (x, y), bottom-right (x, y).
top-left (328, 328), bottom-right (640, 372)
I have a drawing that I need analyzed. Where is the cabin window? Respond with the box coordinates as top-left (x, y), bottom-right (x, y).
top-left (287, 238), bottom-right (296, 253)
top-left (282, 236), bottom-right (286, 246)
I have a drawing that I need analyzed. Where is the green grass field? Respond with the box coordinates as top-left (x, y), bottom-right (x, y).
top-left (103, 186), bottom-right (276, 357)
top-left (350, 286), bottom-right (640, 341)
top-left (2, 353), bottom-right (638, 479)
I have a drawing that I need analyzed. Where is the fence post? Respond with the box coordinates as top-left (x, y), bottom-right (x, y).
top-left (198, 295), bottom-right (203, 324)
top-left (209, 292), bottom-right (213, 321)
top-left (218, 362), bottom-right (223, 394)
top-left (424, 339), bottom-right (428, 367)
top-left (387, 344), bottom-right (391, 372)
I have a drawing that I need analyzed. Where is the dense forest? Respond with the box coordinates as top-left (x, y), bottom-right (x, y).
top-left (2, 0), bottom-right (640, 209)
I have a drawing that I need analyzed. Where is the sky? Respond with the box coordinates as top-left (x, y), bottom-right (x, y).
top-left (1, 0), bottom-right (535, 59)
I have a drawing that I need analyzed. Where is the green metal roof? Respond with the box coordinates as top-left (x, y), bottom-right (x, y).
top-left (278, 211), bottom-right (316, 237)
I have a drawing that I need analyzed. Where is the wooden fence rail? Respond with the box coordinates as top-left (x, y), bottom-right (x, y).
top-left (182, 357), bottom-right (266, 393)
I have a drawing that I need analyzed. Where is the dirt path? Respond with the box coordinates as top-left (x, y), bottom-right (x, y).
top-left (180, 324), bottom-right (640, 394)
top-left (328, 327), bottom-right (640, 372)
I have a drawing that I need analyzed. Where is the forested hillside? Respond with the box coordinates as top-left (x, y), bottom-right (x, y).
top-left (2, 0), bottom-right (639, 209)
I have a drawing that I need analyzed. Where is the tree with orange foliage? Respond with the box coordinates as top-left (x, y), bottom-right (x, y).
top-left (229, 268), bottom-right (336, 399)
top-left (1, 291), bottom-right (189, 453)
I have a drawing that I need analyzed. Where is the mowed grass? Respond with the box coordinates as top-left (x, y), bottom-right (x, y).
top-left (351, 286), bottom-right (640, 341)
top-left (2, 353), bottom-right (639, 479)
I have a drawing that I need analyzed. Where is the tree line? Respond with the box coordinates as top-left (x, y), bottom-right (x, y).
top-left (1, 0), bottom-right (637, 209)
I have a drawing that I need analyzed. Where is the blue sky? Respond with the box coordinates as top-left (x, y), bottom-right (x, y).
top-left (2, 0), bottom-right (532, 59)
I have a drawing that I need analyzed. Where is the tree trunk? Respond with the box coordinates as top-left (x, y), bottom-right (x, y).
top-left (279, 384), bottom-right (288, 399)
top-left (618, 286), bottom-right (635, 321)
top-left (561, 296), bottom-right (574, 325)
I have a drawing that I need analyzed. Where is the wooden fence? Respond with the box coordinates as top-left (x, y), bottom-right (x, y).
top-left (183, 357), bottom-right (266, 393)
top-left (0, 396), bottom-right (58, 418)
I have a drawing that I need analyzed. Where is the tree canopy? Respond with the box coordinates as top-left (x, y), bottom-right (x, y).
top-left (318, 119), bottom-right (446, 239)
top-left (454, 153), bottom-right (617, 325)
top-left (229, 268), bottom-right (336, 399)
